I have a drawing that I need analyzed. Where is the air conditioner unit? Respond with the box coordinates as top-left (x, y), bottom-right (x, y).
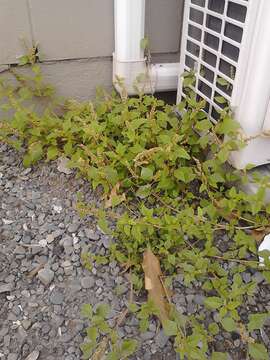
top-left (177, 0), bottom-right (270, 169)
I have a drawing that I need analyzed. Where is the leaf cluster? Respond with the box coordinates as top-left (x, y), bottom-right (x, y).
top-left (0, 66), bottom-right (270, 359)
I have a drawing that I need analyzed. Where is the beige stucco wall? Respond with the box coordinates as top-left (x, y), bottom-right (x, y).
top-left (0, 0), bottom-right (184, 99)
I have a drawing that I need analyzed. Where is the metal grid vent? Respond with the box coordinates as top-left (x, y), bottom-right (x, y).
top-left (181, 0), bottom-right (249, 120)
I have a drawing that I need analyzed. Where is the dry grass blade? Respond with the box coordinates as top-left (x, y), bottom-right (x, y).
top-left (133, 147), bottom-right (163, 167)
top-left (91, 337), bottom-right (108, 360)
top-left (142, 249), bottom-right (170, 325)
top-left (27, 262), bottom-right (45, 279)
top-left (239, 323), bottom-right (255, 344)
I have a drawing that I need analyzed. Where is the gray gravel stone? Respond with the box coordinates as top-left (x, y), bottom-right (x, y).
top-left (37, 268), bottom-right (54, 286)
top-left (194, 294), bottom-right (205, 305)
top-left (46, 233), bottom-right (56, 244)
top-left (7, 354), bottom-right (18, 360)
top-left (12, 305), bottom-right (21, 316)
top-left (253, 272), bottom-right (265, 284)
top-left (17, 326), bottom-right (27, 341)
top-left (140, 331), bottom-right (155, 341)
top-left (42, 323), bottom-right (51, 335)
top-left (49, 289), bottom-right (64, 305)
top-left (85, 229), bottom-right (99, 241)
top-left (57, 157), bottom-right (73, 175)
top-left (68, 223), bottom-right (80, 233)
top-left (101, 235), bottom-right (112, 249)
top-left (186, 294), bottom-right (194, 303)
top-left (2, 144), bottom-right (269, 360)
top-left (0, 283), bottom-right (14, 293)
top-left (4, 334), bottom-right (10, 347)
top-left (234, 339), bottom-right (240, 347)
top-left (14, 245), bottom-right (26, 255)
top-left (22, 319), bottom-right (32, 330)
top-left (81, 276), bottom-right (95, 289)
top-left (0, 327), bottom-right (9, 338)
top-left (62, 236), bottom-right (73, 247)
top-left (242, 272), bottom-right (251, 283)
top-left (155, 330), bottom-right (169, 348)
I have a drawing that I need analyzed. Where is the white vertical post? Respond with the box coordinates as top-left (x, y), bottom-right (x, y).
top-left (114, 0), bottom-right (145, 62)
top-left (235, 0), bottom-right (270, 135)
top-left (113, 0), bottom-right (179, 95)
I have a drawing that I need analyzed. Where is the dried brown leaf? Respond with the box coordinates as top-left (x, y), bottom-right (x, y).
top-left (142, 249), bottom-right (170, 325)
top-left (105, 182), bottom-right (126, 209)
top-left (251, 227), bottom-right (270, 244)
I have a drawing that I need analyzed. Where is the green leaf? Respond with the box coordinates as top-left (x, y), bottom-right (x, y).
top-left (216, 116), bottom-right (240, 135)
top-left (18, 87), bottom-right (33, 100)
top-left (211, 352), bottom-right (228, 360)
top-left (248, 313), bottom-right (269, 332)
top-left (106, 352), bottom-right (118, 360)
top-left (176, 147), bottom-right (191, 160)
top-left (64, 141), bottom-right (73, 155)
top-left (168, 254), bottom-right (176, 265)
top-left (29, 142), bottom-right (44, 163)
top-left (120, 339), bottom-right (138, 357)
top-left (140, 204), bottom-right (153, 218)
top-left (86, 327), bottom-right (98, 342)
top-left (110, 194), bottom-right (126, 208)
top-left (217, 148), bottom-right (230, 163)
top-left (141, 167), bottom-right (154, 181)
top-left (248, 343), bottom-right (268, 360)
top-left (217, 77), bottom-right (229, 86)
top-left (130, 118), bottom-right (146, 131)
top-left (220, 317), bottom-right (237, 332)
top-left (96, 303), bottom-right (110, 318)
top-left (97, 217), bottom-right (112, 235)
top-left (215, 96), bottom-right (227, 104)
top-left (262, 271), bottom-right (270, 284)
top-left (210, 173), bottom-right (225, 184)
top-left (208, 322), bottom-right (219, 335)
top-left (174, 167), bottom-right (195, 183)
top-left (19, 55), bottom-right (29, 66)
top-left (204, 297), bottom-right (223, 310)
top-left (139, 318), bottom-right (149, 332)
top-left (128, 303), bottom-right (139, 313)
top-left (195, 119), bottom-right (213, 132)
top-left (136, 185), bottom-right (151, 199)
top-left (98, 320), bottom-right (110, 333)
top-left (47, 146), bottom-right (59, 160)
top-left (23, 154), bottom-right (32, 168)
top-left (140, 37), bottom-right (149, 50)
top-left (183, 75), bottom-right (195, 87)
top-left (163, 320), bottom-right (178, 336)
top-left (81, 304), bottom-right (93, 319)
top-left (80, 341), bottom-right (95, 359)
top-left (32, 64), bottom-right (41, 74)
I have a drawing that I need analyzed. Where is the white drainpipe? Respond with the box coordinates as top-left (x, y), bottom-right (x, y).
top-left (113, 0), bottom-right (180, 95)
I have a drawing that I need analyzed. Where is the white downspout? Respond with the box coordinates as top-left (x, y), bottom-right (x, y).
top-left (113, 0), bottom-right (180, 95)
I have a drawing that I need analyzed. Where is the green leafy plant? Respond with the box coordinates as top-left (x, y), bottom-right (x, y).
top-left (80, 303), bottom-right (137, 359)
top-left (1, 66), bottom-right (270, 359)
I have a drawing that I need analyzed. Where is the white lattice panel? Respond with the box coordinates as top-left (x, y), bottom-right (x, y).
top-left (179, 0), bottom-right (251, 121)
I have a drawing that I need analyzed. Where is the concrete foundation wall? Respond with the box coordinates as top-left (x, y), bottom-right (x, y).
top-left (0, 0), bottom-right (184, 100)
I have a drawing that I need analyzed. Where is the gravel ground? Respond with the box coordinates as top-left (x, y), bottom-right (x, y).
top-left (0, 143), bottom-right (270, 360)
